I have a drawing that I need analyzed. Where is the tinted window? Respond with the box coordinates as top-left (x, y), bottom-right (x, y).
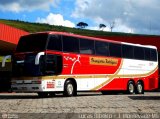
top-left (63, 36), bottom-right (79, 53)
top-left (95, 41), bottom-right (109, 56)
top-left (144, 48), bottom-right (150, 61)
top-left (16, 34), bottom-right (48, 52)
top-left (109, 43), bottom-right (122, 57)
top-left (134, 47), bottom-right (144, 60)
top-left (122, 45), bottom-right (134, 59)
top-left (47, 35), bottom-right (62, 51)
top-left (80, 39), bottom-right (95, 54)
top-left (150, 49), bottom-right (157, 61)
top-left (45, 55), bottom-right (62, 75)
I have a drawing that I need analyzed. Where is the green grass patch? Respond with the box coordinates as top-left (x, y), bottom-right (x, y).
top-left (0, 19), bottom-right (157, 37)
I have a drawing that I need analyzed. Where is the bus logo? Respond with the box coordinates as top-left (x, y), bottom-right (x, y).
top-left (90, 57), bottom-right (118, 66)
top-left (47, 81), bottom-right (55, 88)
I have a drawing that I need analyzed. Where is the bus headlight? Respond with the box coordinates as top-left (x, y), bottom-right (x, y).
top-left (11, 81), bottom-right (16, 85)
top-left (32, 80), bottom-right (41, 84)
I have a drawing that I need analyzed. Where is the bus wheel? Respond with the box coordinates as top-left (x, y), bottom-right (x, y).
top-left (38, 92), bottom-right (48, 98)
top-left (136, 81), bottom-right (144, 94)
top-left (64, 80), bottom-right (75, 97)
top-left (127, 81), bottom-right (135, 94)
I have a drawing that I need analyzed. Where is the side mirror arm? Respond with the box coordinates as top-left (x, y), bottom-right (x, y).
top-left (35, 52), bottom-right (45, 65)
top-left (2, 55), bottom-right (11, 67)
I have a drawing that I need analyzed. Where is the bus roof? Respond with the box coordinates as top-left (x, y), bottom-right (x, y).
top-left (29, 31), bottom-right (157, 50)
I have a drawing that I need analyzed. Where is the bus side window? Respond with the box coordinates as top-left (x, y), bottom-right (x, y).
top-left (109, 43), bottom-right (122, 58)
top-left (95, 41), bottom-right (109, 56)
top-left (63, 36), bottom-right (79, 53)
top-left (134, 46), bottom-right (144, 60)
top-left (150, 49), bottom-right (157, 62)
top-left (80, 38), bottom-right (95, 55)
top-left (122, 45), bottom-right (134, 59)
top-left (47, 35), bottom-right (62, 51)
top-left (144, 48), bottom-right (150, 61)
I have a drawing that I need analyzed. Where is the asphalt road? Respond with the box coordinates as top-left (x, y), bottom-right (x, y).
top-left (0, 92), bottom-right (160, 119)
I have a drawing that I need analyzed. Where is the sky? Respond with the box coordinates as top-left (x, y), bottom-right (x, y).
top-left (0, 0), bottom-right (160, 35)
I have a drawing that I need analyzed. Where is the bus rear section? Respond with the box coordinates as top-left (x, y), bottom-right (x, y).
top-left (158, 52), bottom-right (160, 89)
top-left (10, 32), bottom-right (159, 97)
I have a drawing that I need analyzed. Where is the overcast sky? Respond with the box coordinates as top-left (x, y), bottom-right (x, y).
top-left (0, 0), bottom-right (160, 35)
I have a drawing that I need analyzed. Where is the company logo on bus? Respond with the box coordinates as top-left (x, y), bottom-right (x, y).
top-left (149, 62), bottom-right (154, 66)
top-left (90, 57), bottom-right (118, 66)
top-left (47, 81), bottom-right (55, 88)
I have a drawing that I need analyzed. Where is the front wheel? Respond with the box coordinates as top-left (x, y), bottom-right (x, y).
top-left (136, 81), bottom-right (144, 94)
top-left (63, 80), bottom-right (76, 97)
top-left (127, 81), bottom-right (135, 94)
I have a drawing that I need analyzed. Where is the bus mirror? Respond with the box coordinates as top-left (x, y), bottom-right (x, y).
top-left (35, 52), bottom-right (45, 65)
top-left (2, 55), bottom-right (11, 67)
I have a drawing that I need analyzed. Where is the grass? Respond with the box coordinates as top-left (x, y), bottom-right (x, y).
top-left (0, 19), bottom-right (157, 37)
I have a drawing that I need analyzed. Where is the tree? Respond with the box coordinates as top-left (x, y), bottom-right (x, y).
top-left (99, 24), bottom-right (106, 31)
top-left (110, 21), bottom-right (115, 32)
top-left (77, 22), bottom-right (88, 28)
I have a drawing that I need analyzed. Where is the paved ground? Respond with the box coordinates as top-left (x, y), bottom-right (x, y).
top-left (0, 92), bottom-right (160, 119)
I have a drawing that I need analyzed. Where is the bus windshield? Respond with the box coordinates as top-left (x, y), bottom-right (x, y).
top-left (16, 34), bottom-right (48, 52)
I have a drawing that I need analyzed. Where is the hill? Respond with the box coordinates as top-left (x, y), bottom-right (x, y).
top-left (0, 19), bottom-right (156, 37)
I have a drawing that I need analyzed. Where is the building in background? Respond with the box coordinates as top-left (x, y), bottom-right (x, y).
top-left (0, 23), bottom-right (28, 92)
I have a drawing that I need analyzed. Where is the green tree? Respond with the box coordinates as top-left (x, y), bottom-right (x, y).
top-left (77, 22), bottom-right (88, 28)
top-left (99, 24), bottom-right (106, 31)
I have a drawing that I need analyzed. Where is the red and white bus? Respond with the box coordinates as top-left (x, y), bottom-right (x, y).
top-left (9, 32), bottom-right (159, 97)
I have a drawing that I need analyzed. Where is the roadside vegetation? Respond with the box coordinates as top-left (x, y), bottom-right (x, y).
top-left (0, 19), bottom-right (156, 37)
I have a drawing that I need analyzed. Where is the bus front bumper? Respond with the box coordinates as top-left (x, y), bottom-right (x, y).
top-left (11, 84), bottom-right (44, 92)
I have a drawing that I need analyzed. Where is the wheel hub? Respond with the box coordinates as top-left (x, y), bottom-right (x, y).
top-left (67, 84), bottom-right (73, 95)
top-left (129, 84), bottom-right (134, 93)
top-left (137, 84), bottom-right (142, 93)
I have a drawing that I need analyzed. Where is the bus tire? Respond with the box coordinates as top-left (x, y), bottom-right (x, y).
top-left (136, 81), bottom-right (144, 94)
top-left (38, 92), bottom-right (48, 98)
top-left (63, 80), bottom-right (75, 97)
top-left (127, 81), bottom-right (135, 94)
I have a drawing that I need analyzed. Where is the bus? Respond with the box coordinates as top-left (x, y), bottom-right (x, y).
top-left (8, 32), bottom-right (158, 97)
